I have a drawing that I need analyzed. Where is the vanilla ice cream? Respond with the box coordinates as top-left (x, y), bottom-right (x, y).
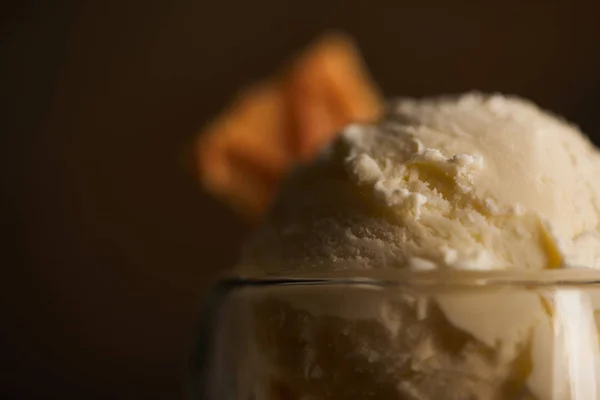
top-left (243, 94), bottom-right (600, 273)
top-left (237, 94), bottom-right (600, 399)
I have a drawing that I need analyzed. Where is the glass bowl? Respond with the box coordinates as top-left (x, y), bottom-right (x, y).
top-left (189, 269), bottom-right (600, 400)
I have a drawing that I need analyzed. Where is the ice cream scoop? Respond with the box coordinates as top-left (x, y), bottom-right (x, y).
top-left (236, 94), bottom-right (600, 400)
top-left (242, 93), bottom-right (600, 274)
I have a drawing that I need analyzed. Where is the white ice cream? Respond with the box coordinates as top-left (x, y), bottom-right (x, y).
top-left (239, 94), bottom-right (600, 399)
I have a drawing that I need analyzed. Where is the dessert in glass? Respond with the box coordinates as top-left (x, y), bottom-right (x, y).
top-left (192, 94), bottom-right (600, 400)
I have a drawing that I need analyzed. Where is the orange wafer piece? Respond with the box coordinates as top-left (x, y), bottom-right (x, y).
top-left (196, 32), bottom-right (383, 219)
top-left (284, 33), bottom-right (383, 160)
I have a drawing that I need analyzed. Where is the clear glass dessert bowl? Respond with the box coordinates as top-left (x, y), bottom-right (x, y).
top-left (189, 269), bottom-right (600, 400)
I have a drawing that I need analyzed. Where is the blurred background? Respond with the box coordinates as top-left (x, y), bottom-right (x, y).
top-left (3, 0), bottom-right (600, 398)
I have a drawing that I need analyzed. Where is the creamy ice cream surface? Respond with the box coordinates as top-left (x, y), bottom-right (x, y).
top-left (242, 93), bottom-right (600, 273)
top-left (235, 94), bottom-right (600, 400)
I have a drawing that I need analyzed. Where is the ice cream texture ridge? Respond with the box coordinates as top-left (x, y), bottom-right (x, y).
top-left (237, 94), bottom-right (600, 400)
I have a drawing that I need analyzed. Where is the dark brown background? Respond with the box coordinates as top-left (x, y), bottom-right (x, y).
top-left (3, 1), bottom-right (600, 398)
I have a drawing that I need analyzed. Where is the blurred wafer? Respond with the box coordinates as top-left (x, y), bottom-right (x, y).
top-left (195, 32), bottom-right (383, 219)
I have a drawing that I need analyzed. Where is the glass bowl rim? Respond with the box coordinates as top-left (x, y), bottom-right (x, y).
top-left (222, 267), bottom-right (600, 289)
